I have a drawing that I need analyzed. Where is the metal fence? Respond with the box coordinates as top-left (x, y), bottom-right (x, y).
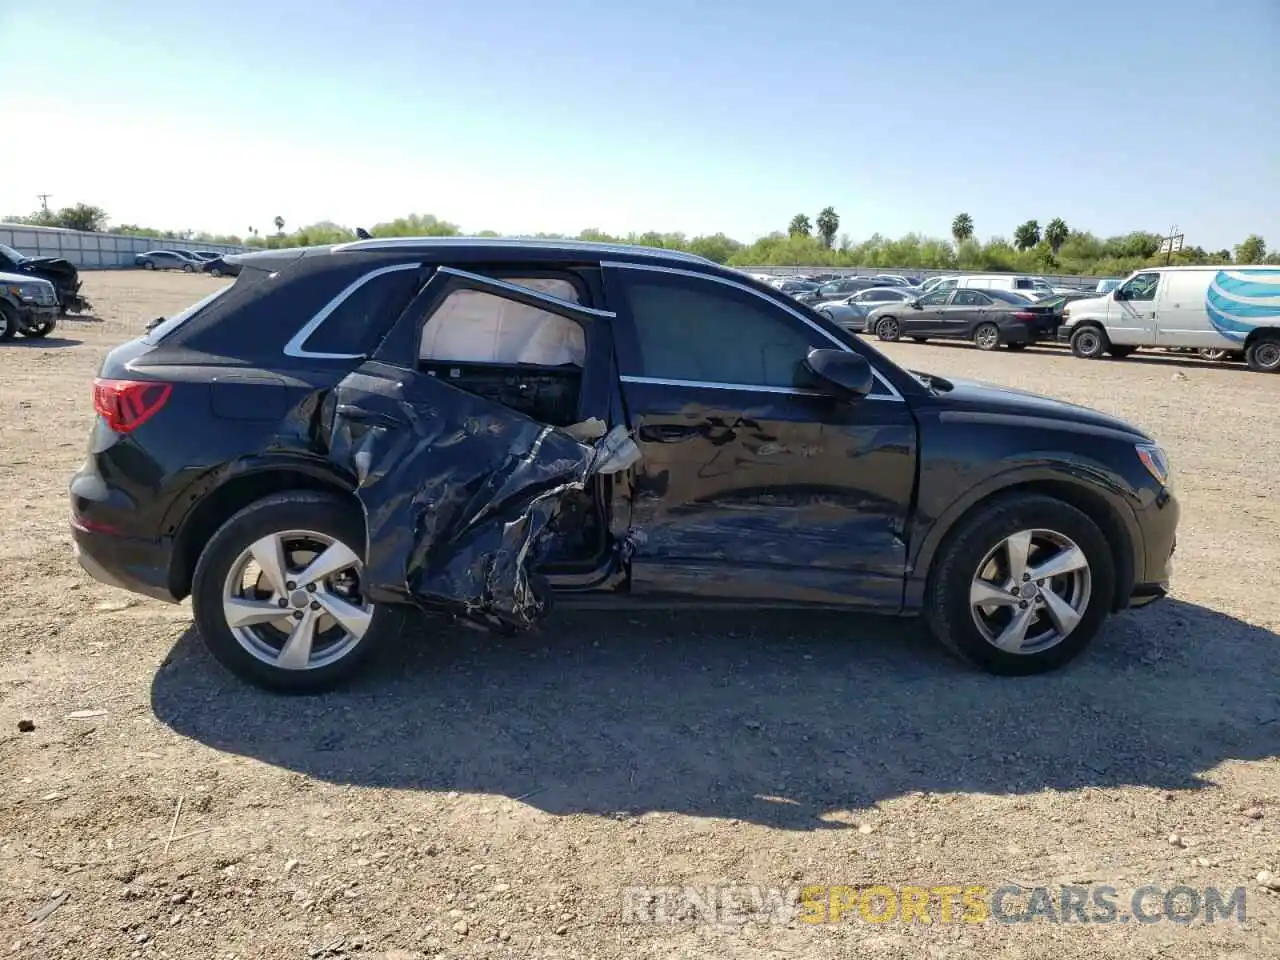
top-left (733, 265), bottom-right (1106, 290)
top-left (0, 223), bottom-right (246, 269)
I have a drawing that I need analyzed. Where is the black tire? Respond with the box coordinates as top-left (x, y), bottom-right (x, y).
top-left (924, 493), bottom-right (1116, 675)
top-left (191, 491), bottom-right (399, 693)
top-left (19, 316), bottom-right (56, 338)
top-left (142, 260), bottom-right (154, 270)
top-left (0, 303), bottom-right (17, 341)
top-left (972, 322), bottom-right (1001, 351)
top-left (876, 317), bottom-right (901, 342)
top-left (209, 267), bottom-right (223, 278)
top-left (1245, 336), bottom-right (1280, 373)
top-left (183, 263), bottom-right (195, 273)
top-left (1109, 345), bottom-right (1136, 359)
top-left (911, 337), bottom-right (929, 343)
top-left (1070, 325), bottom-right (1109, 359)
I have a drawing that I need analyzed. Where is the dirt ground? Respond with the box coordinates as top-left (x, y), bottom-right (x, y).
top-left (1, 271), bottom-right (1277, 960)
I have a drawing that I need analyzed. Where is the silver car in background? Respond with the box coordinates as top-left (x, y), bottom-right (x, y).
top-left (813, 286), bottom-right (922, 331)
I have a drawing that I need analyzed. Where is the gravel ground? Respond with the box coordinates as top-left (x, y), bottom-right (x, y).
top-left (1, 271), bottom-right (1277, 960)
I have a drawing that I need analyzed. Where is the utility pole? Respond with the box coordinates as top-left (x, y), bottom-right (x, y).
top-left (1159, 224), bottom-right (1184, 266)
top-left (37, 194), bottom-right (50, 215)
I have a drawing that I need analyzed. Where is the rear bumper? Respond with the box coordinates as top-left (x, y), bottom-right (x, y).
top-left (71, 522), bottom-right (179, 603)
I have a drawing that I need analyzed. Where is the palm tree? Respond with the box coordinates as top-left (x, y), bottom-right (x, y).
top-left (1013, 220), bottom-right (1041, 252)
top-left (815, 207), bottom-right (840, 249)
top-left (788, 214), bottom-right (812, 237)
top-left (951, 213), bottom-right (974, 247)
top-left (273, 215), bottom-right (285, 235)
top-left (1045, 218), bottom-right (1069, 255)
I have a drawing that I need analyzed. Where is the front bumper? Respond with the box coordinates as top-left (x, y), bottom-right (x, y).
top-left (17, 302), bottom-right (59, 326)
top-left (1123, 486), bottom-right (1178, 610)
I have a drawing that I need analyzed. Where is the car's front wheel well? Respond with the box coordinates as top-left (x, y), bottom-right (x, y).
top-left (169, 470), bottom-right (362, 600)
top-left (925, 480), bottom-right (1136, 613)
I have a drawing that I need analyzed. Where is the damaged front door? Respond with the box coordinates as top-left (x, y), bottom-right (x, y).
top-left (325, 267), bottom-right (633, 630)
top-left (603, 262), bottom-right (917, 609)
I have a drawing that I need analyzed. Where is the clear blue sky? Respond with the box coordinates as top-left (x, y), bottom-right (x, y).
top-left (1, 0), bottom-right (1277, 250)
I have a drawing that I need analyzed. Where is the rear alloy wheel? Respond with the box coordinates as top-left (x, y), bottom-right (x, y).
top-left (972, 322), bottom-right (1000, 351)
top-left (209, 267), bottom-right (223, 278)
top-left (142, 260), bottom-right (155, 270)
top-left (876, 317), bottom-right (901, 342)
top-left (1070, 325), bottom-right (1109, 359)
top-left (925, 493), bottom-right (1115, 674)
top-left (183, 263), bottom-right (195, 273)
top-left (1246, 337), bottom-right (1280, 373)
top-left (192, 492), bottom-right (397, 692)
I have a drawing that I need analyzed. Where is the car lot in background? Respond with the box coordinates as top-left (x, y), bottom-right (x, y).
top-left (864, 286), bottom-right (1051, 349)
top-left (814, 285), bottom-right (920, 329)
top-left (135, 249), bottom-right (204, 272)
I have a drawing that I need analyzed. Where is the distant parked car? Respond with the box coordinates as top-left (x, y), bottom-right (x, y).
top-left (926, 274), bottom-right (1060, 300)
top-left (190, 251), bottom-right (223, 261)
top-left (201, 256), bottom-right (241, 278)
top-left (814, 286), bottom-right (921, 328)
top-left (795, 276), bottom-right (895, 305)
top-left (774, 279), bottom-right (820, 296)
top-left (865, 287), bottom-right (1053, 349)
top-left (136, 250), bottom-right (202, 272)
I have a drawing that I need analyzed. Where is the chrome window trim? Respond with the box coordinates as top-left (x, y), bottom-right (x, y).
top-left (284, 262), bottom-right (423, 360)
top-left (600, 261), bottom-right (904, 401)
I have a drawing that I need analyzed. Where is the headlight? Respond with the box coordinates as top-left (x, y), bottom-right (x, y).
top-left (1136, 443), bottom-right (1170, 486)
top-left (7, 283), bottom-right (48, 301)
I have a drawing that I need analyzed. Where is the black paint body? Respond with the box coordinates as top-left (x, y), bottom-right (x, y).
top-left (69, 240), bottom-right (1178, 625)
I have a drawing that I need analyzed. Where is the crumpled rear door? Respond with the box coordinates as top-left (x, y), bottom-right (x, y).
top-left (325, 268), bottom-right (638, 631)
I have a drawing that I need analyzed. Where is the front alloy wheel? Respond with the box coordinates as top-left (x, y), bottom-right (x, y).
top-left (924, 493), bottom-right (1115, 674)
top-left (969, 529), bottom-right (1091, 655)
top-left (876, 317), bottom-right (901, 342)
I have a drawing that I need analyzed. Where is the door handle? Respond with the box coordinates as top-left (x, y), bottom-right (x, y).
top-left (639, 424), bottom-right (701, 443)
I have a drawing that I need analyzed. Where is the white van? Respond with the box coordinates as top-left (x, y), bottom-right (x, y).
top-left (927, 273), bottom-right (1058, 300)
top-left (1056, 265), bottom-right (1280, 372)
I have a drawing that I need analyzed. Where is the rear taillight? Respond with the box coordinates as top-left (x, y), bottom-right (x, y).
top-left (92, 378), bottom-right (172, 433)
top-left (1013, 311), bottom-right (1038, 322)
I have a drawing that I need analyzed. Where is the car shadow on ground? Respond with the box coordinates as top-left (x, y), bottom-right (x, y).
top-left (5, 336), bottom-right (82, 348)
top-left (152, 599), bottom-right (1279, 831)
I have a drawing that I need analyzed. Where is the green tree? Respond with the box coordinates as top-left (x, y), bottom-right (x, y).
top-left (1214, 249), bottom-right (1232, 262)
top-left (951, 212), bottom-right (974, 246)
top-left (1044, 218), bottom-right (1069, 255)
top-left (1235, 235), bottom-right (1267, 264)
top-left (788, 214), bottom-right (812, 238)
top-left (1013, 220), bottom-right (1041, 252)
top-left (815, 207), bottom-right (839, 249)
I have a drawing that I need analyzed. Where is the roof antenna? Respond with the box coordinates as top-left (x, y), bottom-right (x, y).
top-left (355, 227), bottom-right (372, 240)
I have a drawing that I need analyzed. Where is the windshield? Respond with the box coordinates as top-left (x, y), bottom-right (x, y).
top-left (0, 242), bottom-right (27, 264)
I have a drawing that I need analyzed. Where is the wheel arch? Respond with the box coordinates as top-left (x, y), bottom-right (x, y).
top-left (1242, 326), bottom-right (1280, 348)
top-left (167, 461), bottom-right (362, 600)
top-left (906, 471), bottom-right (1138, 614)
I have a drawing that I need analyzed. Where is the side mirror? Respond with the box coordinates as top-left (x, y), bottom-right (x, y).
top-left (805, 348), bottom-right (873, 399)
top-left (1113, 288), bottom-right (1127, 301)
top-left (911, 299), bottom-right (923, 309)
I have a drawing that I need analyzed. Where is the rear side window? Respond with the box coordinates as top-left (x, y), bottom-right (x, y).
top-left (301, 265), bottom-right (423, 355)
